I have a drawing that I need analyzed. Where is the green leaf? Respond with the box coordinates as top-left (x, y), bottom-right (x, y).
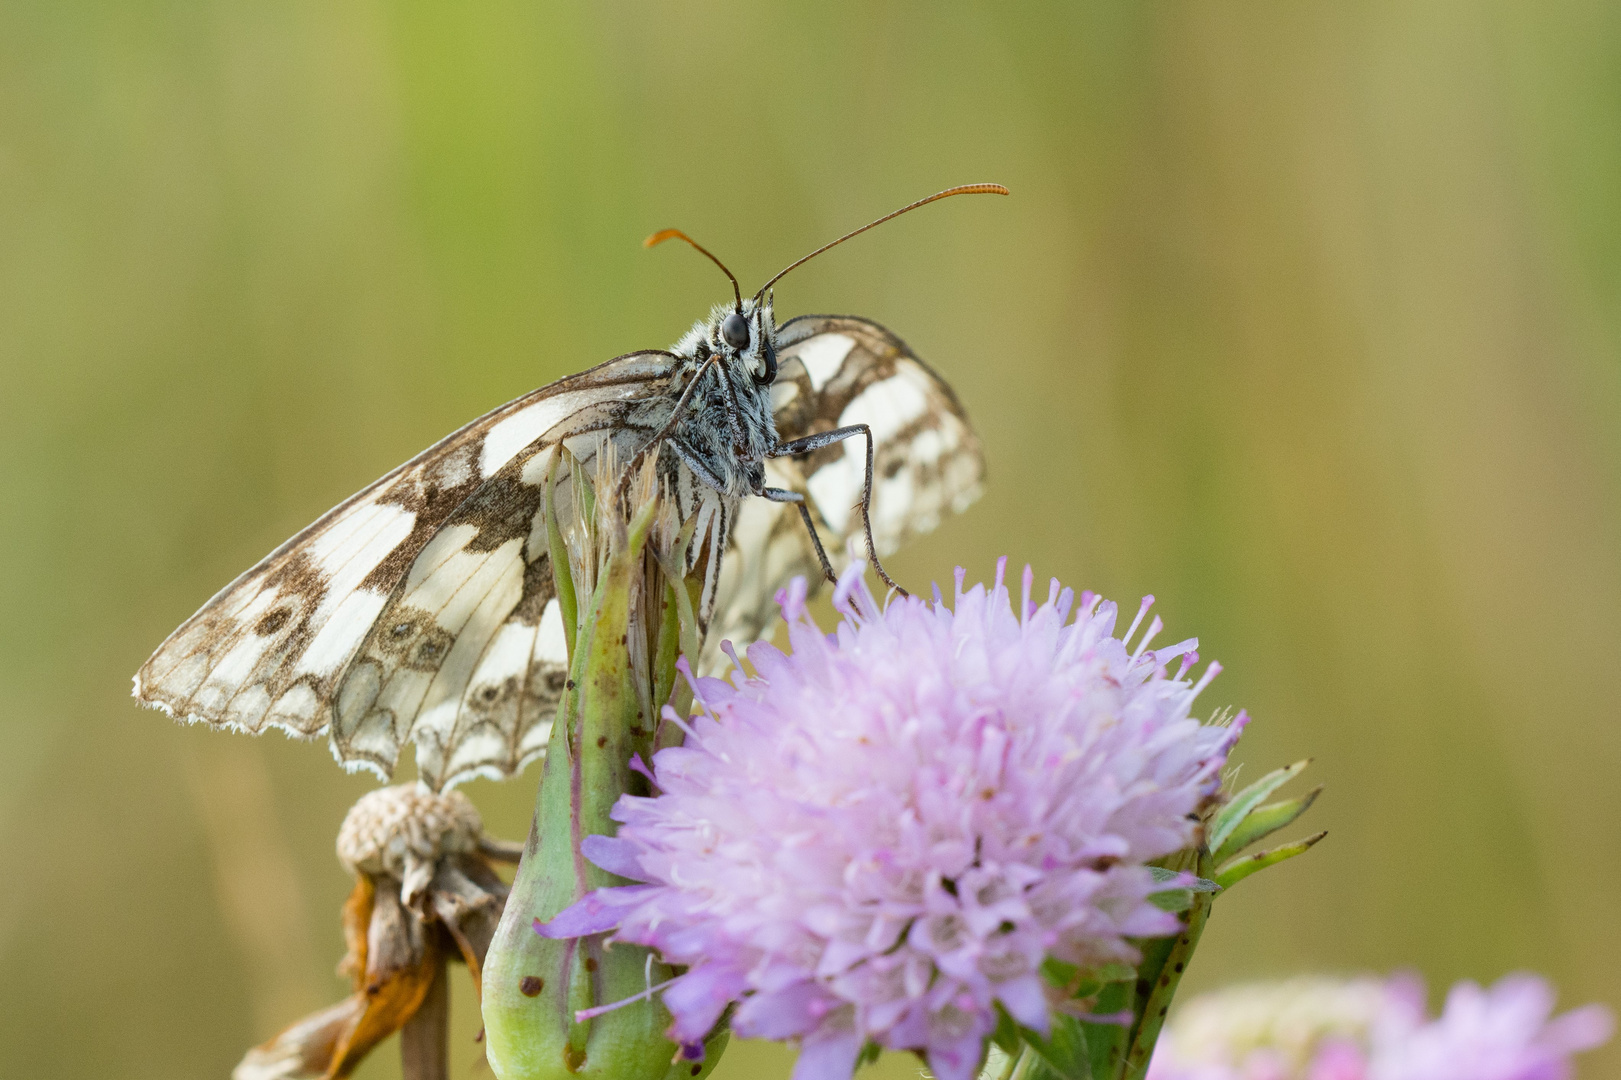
top-left (1022, 1015), bottom-right (1091, 1080)
top-left (982, 1044), bottom-right (1021, 1080)
top-left (1148, 889), bottom-right (1192, 912)
top-left (1206, 759), bottom-right (1310, 855)
top-left (1211, 785), bottom-right (1323, 864)
top-left (544, 453), bottom-right (579, 663)
top-left (1080, 981), bottom-right (1133, 1080)
top-left (1212, 831), bottom-right (1327, 890)
top-left (991, 1004), bottom-right (1024, 1056)
top-left (1092, 963), bottom-right (1137, 985)
top-left (650, 576), bottom-right (682, 734)
top-left (577, 462), bottom-right (597, 544)
top-left (1146, 867), bottom-right (1220, 910)
top-left (1146, 867), bottom-right (1220, 892)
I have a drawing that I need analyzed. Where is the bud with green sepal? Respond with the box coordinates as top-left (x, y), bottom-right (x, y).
top-left (482, 451), bottom-right (712, 1080)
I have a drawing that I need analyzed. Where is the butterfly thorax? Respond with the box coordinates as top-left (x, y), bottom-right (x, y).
top-left (662, 299), bottom-right (781, 499)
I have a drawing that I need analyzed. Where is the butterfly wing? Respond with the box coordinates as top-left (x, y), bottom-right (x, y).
top-left (139, 316), bottom-right (982, 784)
top-left (135, 351), bottom-right (680, 786)
top-left (706, 315), bottom-right (985, 662)
top-left (329, 405), bottom-right (731, 789)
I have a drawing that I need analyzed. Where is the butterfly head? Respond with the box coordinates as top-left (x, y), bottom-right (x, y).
top-left (710, 294), bottom-right (778, 386)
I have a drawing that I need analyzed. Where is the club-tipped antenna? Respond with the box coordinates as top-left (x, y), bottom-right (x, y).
top-left (751, 183), bottom-right (1008, 304)
top-left (645, 228), bottom-right (744, 312)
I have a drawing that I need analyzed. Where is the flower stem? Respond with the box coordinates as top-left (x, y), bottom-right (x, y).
top-left (400, 954), bottom-right (449, 1080)
top-left (1120, 853), bottom-right (1215, 1080)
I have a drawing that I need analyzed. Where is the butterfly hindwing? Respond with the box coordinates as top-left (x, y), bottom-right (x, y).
top-left (706, 315), bottom-right (985, 662)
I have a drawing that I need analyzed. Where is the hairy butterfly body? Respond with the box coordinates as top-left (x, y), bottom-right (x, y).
top-left (134, 186), bottom-right (1001, 789)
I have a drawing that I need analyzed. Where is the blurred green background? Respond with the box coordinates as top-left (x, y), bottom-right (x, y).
top-left (3, 1), bottom-right (1619, 1077)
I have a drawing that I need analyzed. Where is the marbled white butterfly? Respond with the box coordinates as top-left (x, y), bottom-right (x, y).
top-left (134, 185), bottom-right (1002, 789)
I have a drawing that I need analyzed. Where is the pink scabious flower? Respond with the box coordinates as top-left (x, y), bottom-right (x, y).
top-left (1373, 974), bottom-right (1613, 1080)
top-left (1146, 973), bottom-right (1612, 1080)
top-left (539, 561), bottom-right (1245, 1080)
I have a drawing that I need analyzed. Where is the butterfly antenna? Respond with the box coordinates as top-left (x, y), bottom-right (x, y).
top-left (645, 228), bottom-right (744, 312)
top-left (752, 183), bottom-right (1008, 304)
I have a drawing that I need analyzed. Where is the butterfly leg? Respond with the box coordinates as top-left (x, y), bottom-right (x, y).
top-left (665, 437), bottom-right (728, 492)
top-left (761, 487), bottom-right (837, 585)
top-left (769, 424), bottom-right (908, 597)
top-left (614, 353), bottom-right (722, 510)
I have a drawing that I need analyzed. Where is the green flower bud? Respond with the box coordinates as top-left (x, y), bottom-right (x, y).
top-left (482, 457), bottom-right (706, 1080)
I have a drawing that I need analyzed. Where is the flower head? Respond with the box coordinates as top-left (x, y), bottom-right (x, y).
top-left (539, 561), bottom-right (1244, 1080)
top-left (1374, 974), bottom-right (1613, 1080)
top-left (1147, 973), bottom-right (1613, 1080)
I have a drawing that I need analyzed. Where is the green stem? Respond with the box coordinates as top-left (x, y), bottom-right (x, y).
top-left (1120, 853), bottom-right (1214, 1080)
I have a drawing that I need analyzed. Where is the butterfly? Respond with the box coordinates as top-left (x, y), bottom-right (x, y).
top-left (134, 185), bottom-right (1002, 790)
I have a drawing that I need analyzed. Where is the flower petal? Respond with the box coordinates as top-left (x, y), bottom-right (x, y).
top-left (580, 834), bottom-right (648, 881)
top-left (790, 1031), bottom-right (863, 1080)
top-left (532, 885), bottom-right (656, 938)
top-left (662, 964), bottom-right (752, 1044)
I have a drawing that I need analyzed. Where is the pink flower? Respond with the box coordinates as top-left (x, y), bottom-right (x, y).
top-left (1372, 974), bottom-right (1613, 1080)
top-left (1147, 974), bottom-right (1612, 1080)
top-left (538, 561), bottom-right (1243, 1080)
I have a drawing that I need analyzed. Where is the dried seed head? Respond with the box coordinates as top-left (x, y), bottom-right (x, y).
top-left (336, 783), bottom-right (483, 879)
top-left (240, 784), bottom-right (516, 1080)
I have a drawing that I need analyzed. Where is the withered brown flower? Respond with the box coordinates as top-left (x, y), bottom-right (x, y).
top-left (234, 785), bottom-right (520, 1080)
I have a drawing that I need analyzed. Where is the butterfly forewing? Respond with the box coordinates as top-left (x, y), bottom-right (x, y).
top-left (706, 315), bottom-right (985, 663)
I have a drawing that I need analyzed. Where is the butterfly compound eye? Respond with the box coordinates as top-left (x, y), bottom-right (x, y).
top-left (721, 311), bottom-right (750, 351)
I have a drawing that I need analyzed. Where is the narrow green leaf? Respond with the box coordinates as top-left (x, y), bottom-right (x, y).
top-left (1092, 963), bottom-right (1137, 985)
top-left (983, 1044), bottom-right (1021, 1080)
top-left (1147, 866), bottom-right (1220, 892)
top-left (1211, 786), bottom-right (1323, 864)
top-left (657, 514), bottom-right (702, 672)
top-left (992, 1004), bottom-right (1024, 1056)
top-left (577, 465), bottom-right (597, 541)
top-left (1206, 759), bottom-right (1311, 854)
top-left (1023, 1015), bottom-right (1091, 1080)
top-left (650, 580), bottom-right (681, 735)
top-left (544, 456), bottom-right (579, 663)
top-left (1212, 831), bottom-right (1328, 890)
top-left (1148, 890), bottom-right (1192, 913)
top-left (1080, 981), bottom-right (1133, 1080)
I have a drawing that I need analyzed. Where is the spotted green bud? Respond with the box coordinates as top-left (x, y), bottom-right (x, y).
top-left (482, 460), bottom-right (706, 1080)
